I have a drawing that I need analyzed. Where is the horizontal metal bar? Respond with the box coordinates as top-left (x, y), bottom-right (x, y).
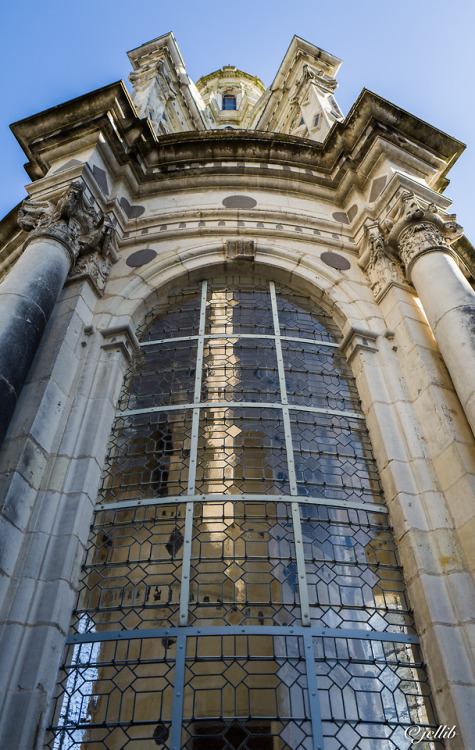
top-left (139, 335), bottom-right (200, 346)
top-left (67, 624), bottom-right (419, 645)
top-left (119, 401), bottom-right (364, 420)
top-left (96, 493), bottom-right (388, 514)
top-left (139, 333), bottom-right (340, 348)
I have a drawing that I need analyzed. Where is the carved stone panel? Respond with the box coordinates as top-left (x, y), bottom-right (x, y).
top-left (365, 223), bottom-right (404, 298)
top-left (225, 238), bottom-right (255, 261)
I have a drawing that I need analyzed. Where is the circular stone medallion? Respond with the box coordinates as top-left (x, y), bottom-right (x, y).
top-left (320, 252), bottom-right (351, 270)
top-left (126, 248), bottom-right (157, 267)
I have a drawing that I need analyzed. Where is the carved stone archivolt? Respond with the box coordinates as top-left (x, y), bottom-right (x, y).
top-left (18, 182), bottom-right (118, 294)
top-left (364, 222), bottom-right (404, 298)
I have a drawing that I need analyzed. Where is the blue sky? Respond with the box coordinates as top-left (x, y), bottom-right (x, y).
top-left (1, 0), bottom-right (474, 239)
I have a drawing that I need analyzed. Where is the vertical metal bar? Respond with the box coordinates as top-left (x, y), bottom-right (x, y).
top-left (169, 633), bottom-right (187, 750)
top-left (179, 280), bottom-right (207, 625)
top-left (193, 279), bottom-right (208, 405)
top-left (179, 502), bottom-right (194, 625)
top-left (303, 630), bottom-right (325, 750)
top-left (270, 281), bottom-right (311, 626)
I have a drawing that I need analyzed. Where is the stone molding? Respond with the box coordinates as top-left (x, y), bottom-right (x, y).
top-left (100, 324), bottom-right (140, 362)
top-left (339, 324), bottom-right (379, 363)
top-left (18, 182), bottom-right (118, 293)
top-left (225, 238), bottom-right (255, 261)
top-left (384, 192), bottom-right (463, 278)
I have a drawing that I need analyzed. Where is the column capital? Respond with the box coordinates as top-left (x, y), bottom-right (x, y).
top-left (18, 182), bottom-right (118, 293)
top-left (384, 192), bottom-right (463, 278)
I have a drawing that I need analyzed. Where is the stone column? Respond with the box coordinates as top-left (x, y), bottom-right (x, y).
top-left (388, 193), bottom-right (475, 437)
top-left (0, 182), bottom-right (117, 446)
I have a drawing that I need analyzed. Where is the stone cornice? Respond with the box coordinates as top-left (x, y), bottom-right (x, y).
top-left (10, 85), bottom-right (464, 194)
top-left (10, 81), bottom-right (148, 181)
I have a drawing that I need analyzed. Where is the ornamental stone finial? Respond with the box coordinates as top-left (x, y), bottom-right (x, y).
top-left (18, 182), bottom-right (118, 293)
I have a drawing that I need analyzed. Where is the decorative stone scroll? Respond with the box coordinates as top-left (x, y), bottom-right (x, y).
top-left (225, 238), bottom-right (255, 261)
top-left (18, 182), bottom-right (118, 294)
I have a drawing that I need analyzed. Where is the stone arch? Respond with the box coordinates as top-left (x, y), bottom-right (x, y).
top-left (97, 240), bottom-right (377, 345)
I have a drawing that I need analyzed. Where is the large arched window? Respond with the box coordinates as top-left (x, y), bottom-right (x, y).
top-left (46, 276), bottom-right (440, 749)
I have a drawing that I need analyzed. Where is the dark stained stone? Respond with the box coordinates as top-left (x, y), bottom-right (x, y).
top-left (369, 175), bottom-right (388, 203)
top-left (222, 195), bottom-right (257, 209)
top-left (0, 241), bottom-right (70, 445)
top-left (126, 248), bottom-right (157, 267)
top-left (321, 251), bottom-right (351, 270)
top-left (347, 204), bottom-right (358, 222)
top-left (91, 165), bottom-right (109, 195)
top-left (332, 211), bottom-right (349, 224)
top-left (119, 197), bottom-right (145, 219)
top-left (53, 158), bottom-right (82, 174)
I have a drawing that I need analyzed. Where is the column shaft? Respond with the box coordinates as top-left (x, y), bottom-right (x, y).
top-left (0, 237), bottom-right (71, 444)
top-left (410, 251), bottom-right (475, 435)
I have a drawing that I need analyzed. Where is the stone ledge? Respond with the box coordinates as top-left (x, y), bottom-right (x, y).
top-left (100, 323), bottom-right (140, 362)
top-left (339, 323), bottom-right (379, 363)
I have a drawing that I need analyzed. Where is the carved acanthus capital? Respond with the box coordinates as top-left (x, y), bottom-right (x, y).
top-left (364, 222), bottom-right (403, 299)
top-left (397, 221), bottom-right (451, 273)
top-left (384, 192), bottom-right (463, 277)
top-left (18, 182), bottom-right (118, 294)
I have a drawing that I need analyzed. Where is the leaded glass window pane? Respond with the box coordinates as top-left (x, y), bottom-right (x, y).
top-left (47, 276), bottom-right (440, 750)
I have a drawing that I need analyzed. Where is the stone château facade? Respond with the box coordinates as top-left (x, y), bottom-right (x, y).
top-left (0, 32), bottom-right (474, 750)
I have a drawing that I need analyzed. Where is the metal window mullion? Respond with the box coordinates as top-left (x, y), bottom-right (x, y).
top-left (169, 633), bottom-right (186, 750)
top-left (270, 281), bottom-right (310, 627)
top-left (303, 630), bottom-right (325, 750)
top-left (179, 280), bottom-right (207, 626)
